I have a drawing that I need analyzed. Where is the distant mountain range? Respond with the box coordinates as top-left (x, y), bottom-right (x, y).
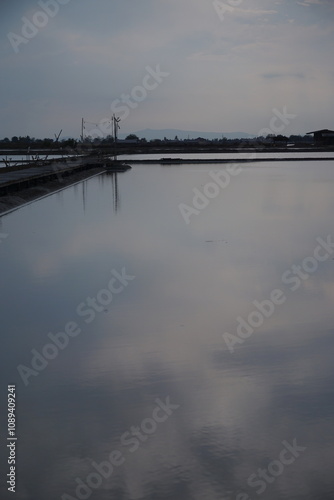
top-left (119, 128), bottom-right (254, 141)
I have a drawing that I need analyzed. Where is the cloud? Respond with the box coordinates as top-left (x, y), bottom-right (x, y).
top-left (0, 0), bottom-right (333, 137)
top-left (262, 72), bottom-right (306, 80)
top-left (224, 7), bottom-right (278, 17)
top-left (298, 0), bottom-right (329, 5)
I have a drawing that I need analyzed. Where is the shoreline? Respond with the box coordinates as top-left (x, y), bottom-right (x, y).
top-left (1, 154), bottom-right (333, 216)
top-left (0, 167), bottom-right (104, 216)
top-left (126, 156), bottom-right (334, 164)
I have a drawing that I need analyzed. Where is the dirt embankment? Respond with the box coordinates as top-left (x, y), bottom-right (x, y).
top-left (0, 167), bottom-right (104, 215)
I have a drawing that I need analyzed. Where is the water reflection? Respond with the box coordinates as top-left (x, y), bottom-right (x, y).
top-left (108, 172), bottom-right (119, 213)
top-left (1, 162), bottom-right (334, 499)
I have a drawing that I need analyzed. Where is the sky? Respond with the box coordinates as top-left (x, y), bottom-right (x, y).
top-left (0, 0), bottom-right (333, 139)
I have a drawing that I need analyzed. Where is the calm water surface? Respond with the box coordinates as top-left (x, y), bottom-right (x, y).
top-left (1, 161), bottom-right (334, 499)
top-left (120, 151), bottom-right (334, 161)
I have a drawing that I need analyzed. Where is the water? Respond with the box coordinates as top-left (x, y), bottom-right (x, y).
top-left (120, 151), bottom-right (334, 161)
top-left (1, 160), bottom-right (334, 499)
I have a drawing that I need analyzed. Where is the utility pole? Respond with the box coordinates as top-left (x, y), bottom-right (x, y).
top-left (112, 114), bottom-right (121, 142)
top-left (81, 118), bottom-right (84, 142)
top-left (112, 115), bottom-right (121, 160)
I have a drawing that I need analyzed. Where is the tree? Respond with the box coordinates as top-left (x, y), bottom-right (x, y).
top-left (273, 135), bottom-right (288, 142)
top-left (62, 138), bottom-right (77, 148)
top-left (42, 138), bottom-right (54, 147)
top-left (125, 134), bottom-right (139, 141)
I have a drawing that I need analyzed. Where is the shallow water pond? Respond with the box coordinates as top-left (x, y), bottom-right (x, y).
top-left (1, 161), bottom-right (334, 499)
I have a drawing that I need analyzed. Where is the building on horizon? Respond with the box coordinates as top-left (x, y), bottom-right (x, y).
top-left (306, 129), bottom-right (334, 146)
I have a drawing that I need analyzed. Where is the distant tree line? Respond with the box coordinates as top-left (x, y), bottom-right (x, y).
top-left (0, 136), bottom-right (78, 149)
top-left (0, 133), bottom-right (314, 149)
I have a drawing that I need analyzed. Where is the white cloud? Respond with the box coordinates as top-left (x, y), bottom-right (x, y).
top-left (226, 7), bottom-right (278, 17)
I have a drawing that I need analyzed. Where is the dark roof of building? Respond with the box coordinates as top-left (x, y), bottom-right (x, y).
top-left (307, 129), bottom-right (334, 135)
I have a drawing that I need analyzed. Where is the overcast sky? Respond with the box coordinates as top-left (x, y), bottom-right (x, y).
top-left (0, 0), bottom-right (333, 138)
